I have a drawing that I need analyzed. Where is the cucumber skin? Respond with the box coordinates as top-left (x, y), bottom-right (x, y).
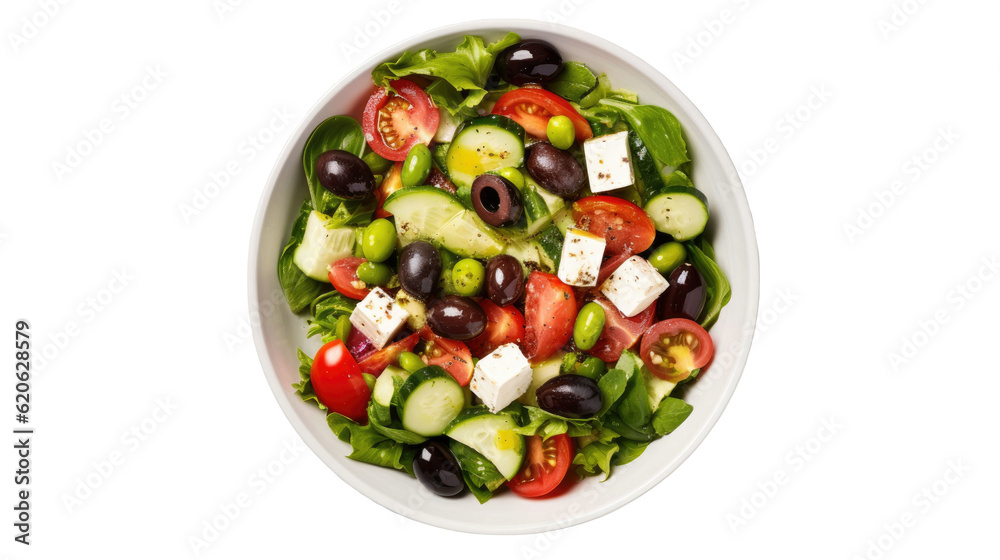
top-left (457, 114), bottom-right (526, 138)
top-left (629, 130), bottom-right (665, 201)
top-left (644, 186), bottom-right (709, 241)
top-left (397, 366), bottom-right (454, 405)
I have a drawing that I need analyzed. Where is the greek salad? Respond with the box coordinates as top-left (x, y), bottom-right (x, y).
top-left (278, 33), bottom-right (731, 502)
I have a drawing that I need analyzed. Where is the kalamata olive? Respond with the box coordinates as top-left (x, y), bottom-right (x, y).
top-left (536, 374), bottom-right (602, 419)
top-left (497, 39), bottom-right (564, 86)
top-left (426, 295), bottom-right (487, 340)
top-left (526, 142), bottom-right (585, 196)
top-left (412, 440), bottom-right (465, 497)
top-left (485, 254), bottom-right (524, 306)
top-left (398, 241), bottom-right (441, 302)
top-left (657, 263), bottom-right (706, 322)
top-left (472, 174), bottom-right (523, 227)
top-left (315, 149), bottom-right (376, 200)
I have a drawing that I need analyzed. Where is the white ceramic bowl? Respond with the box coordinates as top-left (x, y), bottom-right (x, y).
top-left (249, 19), bottom-right (759, 534)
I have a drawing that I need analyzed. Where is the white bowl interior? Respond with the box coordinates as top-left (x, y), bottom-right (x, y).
top-left (249, 19), bottom-right (759, 534)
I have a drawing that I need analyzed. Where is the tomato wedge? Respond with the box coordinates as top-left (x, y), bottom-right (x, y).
top-left (505, 434), bottom-right (574, 498)
top-left (523, 272), bottom-right (577, 364)
top-left (573, 196), bottom-right (656, 257)
top-left (310, 340), bottom-right (371, 424)
top-left (586, 294), bottom-right (655, 363)
top-left (356, 332), bottom-right (420, 375)
top-left (640, 319), bottom-right (714, 383)
top-left (328, 257), bottom-right (370, 300)
top-left (466, 299), bottom-right (525, 358)
top-left (374, 162), bottom-right (403, 219)
top-left (362, 79), bottom-right (439, 161)
top-left (492, 88), bottom-right (592, 141)
top-left (419, 327), bottom-right (473, 386)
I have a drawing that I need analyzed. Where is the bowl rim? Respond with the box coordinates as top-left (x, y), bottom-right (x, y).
top-left (249, 18), bottom-right (760, 535)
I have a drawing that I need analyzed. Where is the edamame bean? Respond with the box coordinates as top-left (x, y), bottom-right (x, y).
top-left (362, 218), bottom-right (396, 262)
top-left (401, 143), bottom-right (432, 187)
top-left (398, 351), bottom-right (424, 373)
top-left (362, 151), bottom-right (393, 175)
top-left (546, 115), bottom-right (575, 150)
top-left (334, 315), bottom-right (352, 342)
top-left (573, 302), bottom-right (605, 351)
top-left (356, 261), bottom-right (392, 286)
top-left (649, 242), bottom-right (687, 275)
top-left (575, 356), bottom-right (606, 380)
top-left (452, 259), bottom-right (486, 296)
top-left (494, 167), bottom-right (525, 189)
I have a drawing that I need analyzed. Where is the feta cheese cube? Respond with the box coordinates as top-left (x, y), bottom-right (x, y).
top-left (471, 343), bottom-right (533, 413)
top-left (584, 131), bottom-right (634, 193)
top-left (600, 255), bottom-right (669, 317)
top-left (557, 228), bottom-right (606, 287)
top-left (349, 287), bottom-right (410, 349)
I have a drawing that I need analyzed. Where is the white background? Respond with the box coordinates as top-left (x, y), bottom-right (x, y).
top-left (2, 0), bottom-right (998, 558)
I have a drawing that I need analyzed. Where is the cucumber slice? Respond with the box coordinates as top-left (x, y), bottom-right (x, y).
top-left (372, 365), bottom-right (409, 408)
top-left (446, 115), bottom-right (525, 190)
top-left (643, 367), bottom-right (677, 412)
top-left (398, 367), bottom-right (465, 437)
top-left (384, 186), bottom-right (506, 258)
top-left (644, 186), bottom-right (709, 241)
top-left (292, 210), bottom-right (356, 281)
top-left (518, 176), bottom-right (566, 236)
top-left (516, 351), bottom-right (564, 407)
top-left (445, 408), bottom-right (525, 480)
top-left (504, 238), bottom-right (555, 274)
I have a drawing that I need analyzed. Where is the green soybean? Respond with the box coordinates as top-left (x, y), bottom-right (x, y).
top-left (546, 115), bottom-right (575, 150)
top-left (649, 242), bottom-right (687, 275)
top-left (573, 302), bottom-right (605, 351)
top-left (397, 351), bottom-right (424, 373)
top-left (356, 262), bottom-right (392, 286)
top-left (452, 259), bottom-right (486, 296)
top-left (362, 218), bottom-right (396, 263)
top-left (494, 167), bottom-right (525, 189)
top-left (362, 151), bottom-right (393, 175)
top-left (576, 356), bottom-right (606, 380)
top-left (401, 143), bottom-right (432, 187)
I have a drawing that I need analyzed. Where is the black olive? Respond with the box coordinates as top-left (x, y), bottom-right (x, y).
top-left (526, 142), bottom-right (585, 196)
top-left (426, 295), bottom-right (487, 340)
top-left (536, 374), bottom-right (603, 419)
top-left (315, 150), bottom-right (376, 200)
top-left (412, 440), bottom-right (465, 497)
top-left (497, 40), bottom-right (564, 86)
top-left (657, 263), bottom-right (706, 322)
top-left (398, 241), bottom-right (441, 302)
top-left (471, 174), bottom-right (523, 227)
top-left (485, 254), bottom-right (524, 307)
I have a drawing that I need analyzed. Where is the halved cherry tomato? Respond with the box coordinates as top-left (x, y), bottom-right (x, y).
top-left (356, 332), bottom-right (420, 375)
top-left (419, 327), bottom-right (473, 386)
top-left (587, 294), bottom-right (655, 363)
top-left (362, 79), bottom-right (439, 161)
top-left (466, 299), bottom-right (525, 358)
top-left (328, 257), bottom-right (370, 300)
top-left (374, 162), bottom-right (403, 219)
top-left (505, 434), bottom-right (574, 498)
top-left (640, 318), bottom-right (714, 383)
top-left (573, 196), bottom-right (656, 257)
top-left (310, 340), bottom-right (371, 424)
top-left (426, 167), bottom-right (457, 194)
top-left (523, 272), bottom-right (577, 364)
top-left (492, 88), bottom-right (592, 141)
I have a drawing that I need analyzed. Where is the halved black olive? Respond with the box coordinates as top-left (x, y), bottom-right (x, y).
top-left (471, 174), bottom-right (523, 228)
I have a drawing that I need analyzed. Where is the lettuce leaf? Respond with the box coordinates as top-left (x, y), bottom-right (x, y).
top-left (449, 441), bottom-right (506, 503)
top-left (306, 291), bottom-right (355, 342)
top-left (326, 413), bottom-right (415, 476)
top-left (685, 238), bottom-right (731, 330)
top-left (277, 200), bottom-right (325, 313)
top-left (599, 99), bottom-right (689, 170)
top-left (510, 404), bottom-right (595, 441)
top-left (291, 348), bottom-right (326, 411)
top-left (651, 397), bottom-right (693, 436)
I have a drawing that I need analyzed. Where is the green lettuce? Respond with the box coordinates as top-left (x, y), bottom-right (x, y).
top-left (306, 291), bottom-right (355, 342)
top-left (450, 441), bottom-right (506, 504)
top-left (599, 99), bottom-right (689, 170)
top-left (291, 348), bottom-right (326, 411)
top-left (277, 200), bottom-right (325, 313)
top-left (685, 238), bottom-right (731, 329)
top-left (326, 413), bottom-right (416, 475)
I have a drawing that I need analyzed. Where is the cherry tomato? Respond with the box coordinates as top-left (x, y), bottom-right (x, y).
top-left (573, 196), bottom-right (656, 256)
top-left (327, 257), bottom-right (370, 300)
top-left (356, 332), bottom-right (420, 375)
top-left (310, 340), bottom-right (371, 424)
top-left (466, 299), bottom-right (525, 358)
top-left (505, 434), bottom-right (574, 498)
top-left (492, 88), bottom-right (592, 141)
top-left (374, 162), bottom-right (403, 219)
top-left (426, 167), bottom-right (457, 194)
top-left (419, 327), bottom-right (474, 386)
top-left (639, 318), bottom-right (714, 383)
top-left (523, 272), bottom-right (577, 364)
top-left (362, 79), bottom-right (439, 161)
top-left (586, 294), bottom-right (655, 363)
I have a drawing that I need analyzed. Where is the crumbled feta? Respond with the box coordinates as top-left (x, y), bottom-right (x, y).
top-left (600, 255), bottom-right (669, 317)
top-left (584, 131), bottom-right (634, 193)
top-left (557, 228), bottom-right (606, 287)
top-left (349, 287), bottom-right (410, 350)
top-left (470, 343), bottom-right (533, 413)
